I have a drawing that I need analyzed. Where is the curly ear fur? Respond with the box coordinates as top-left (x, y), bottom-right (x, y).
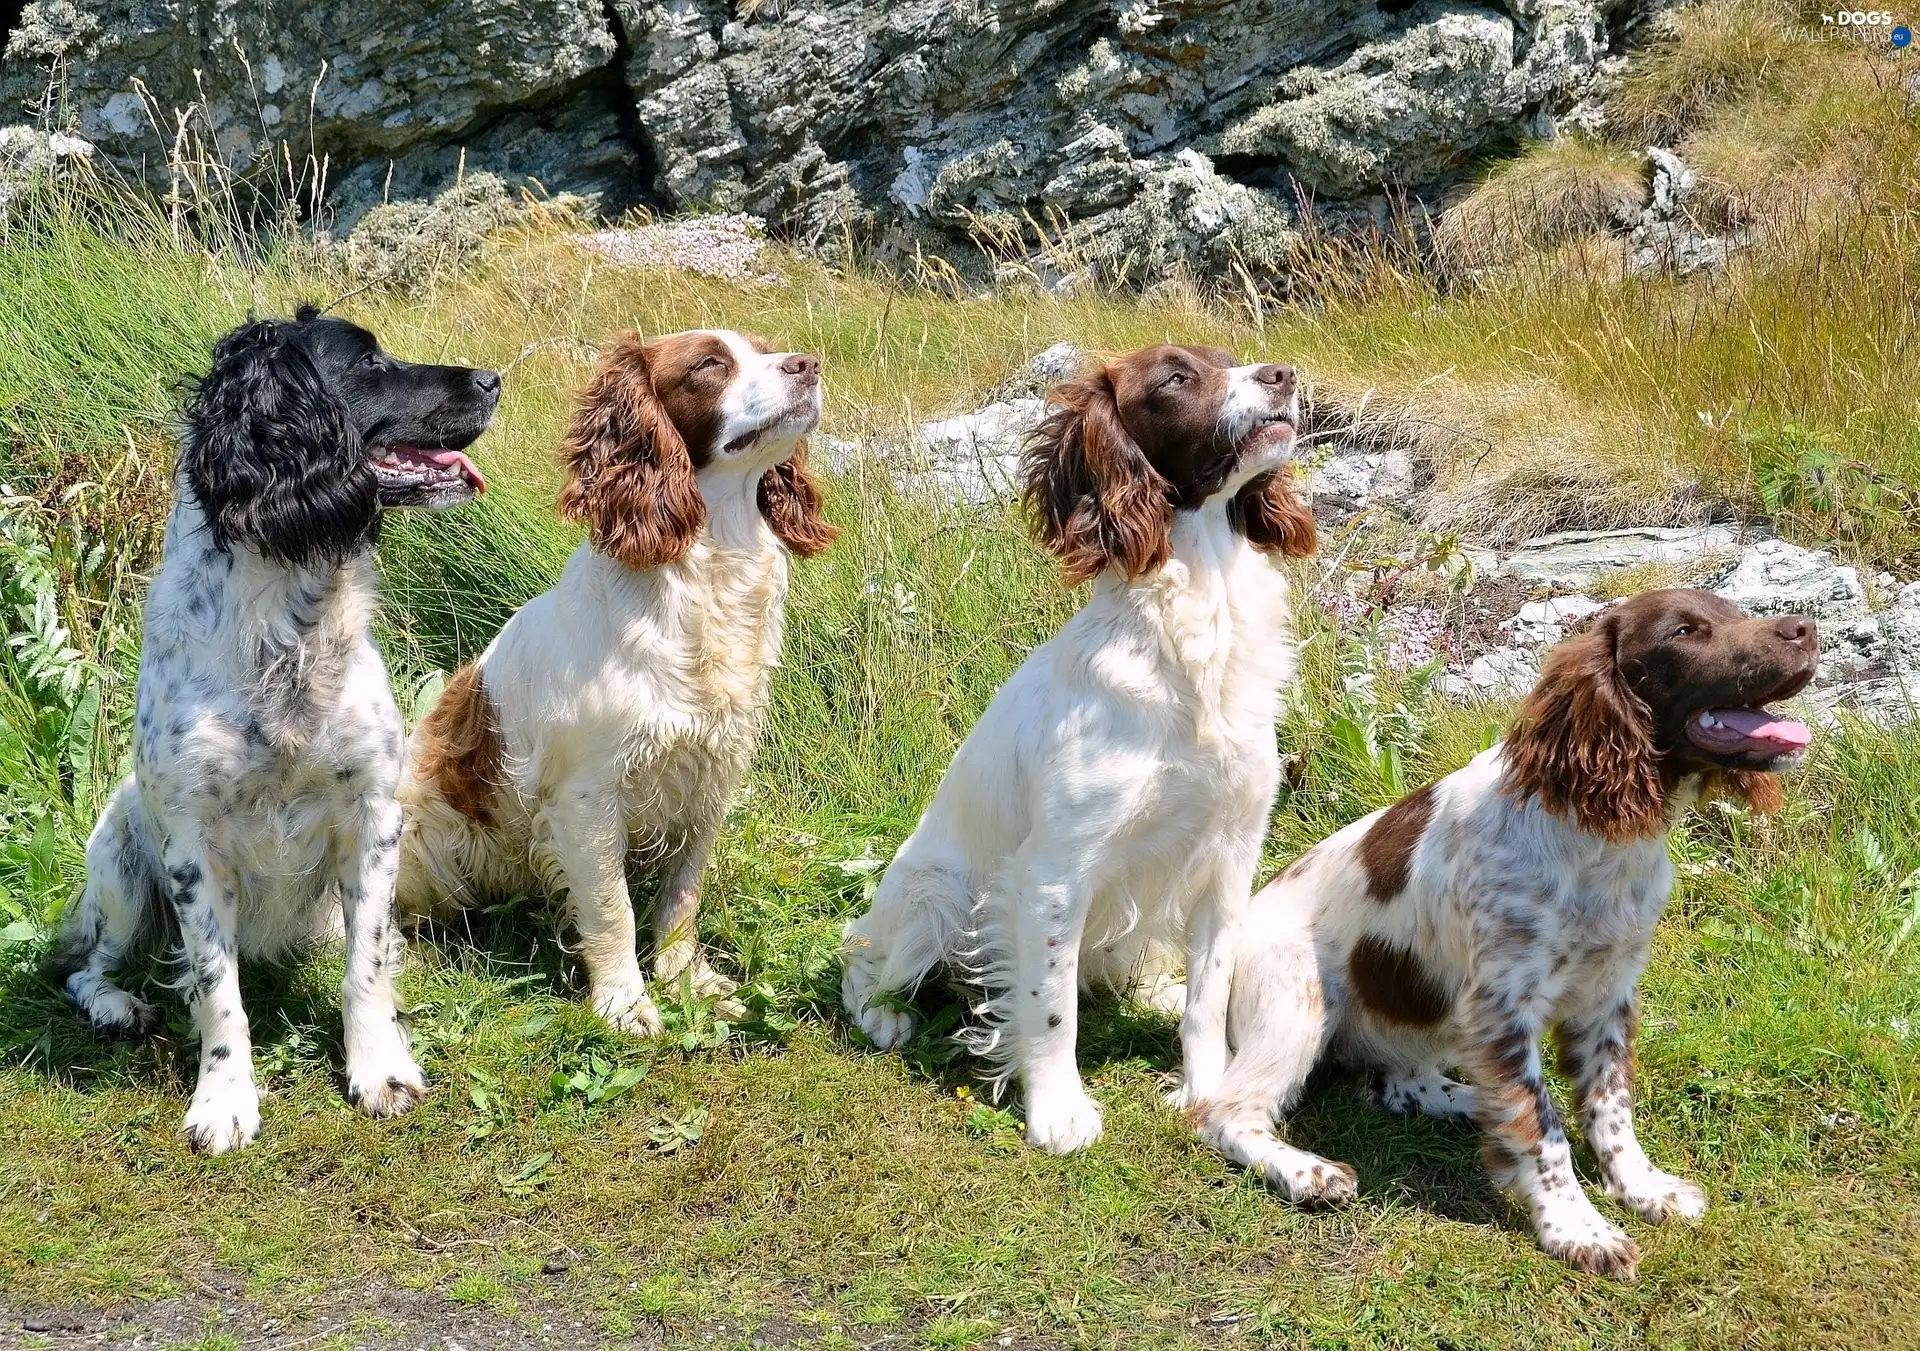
top-left (558, 334), bottom-right (706, 570)
top-left (1503, 616), bottom-right (1667, 842)
top-left (758, 443), bottom-right (838, 557)
top-left (1716, 769), bottom-right (1782, 816)
top-left (1021, 374), bottom-right (1173, 586)
top-left (178, 317), bottom-right (378, 566)
top-left (1231, 468), bottom-right (1317, 558)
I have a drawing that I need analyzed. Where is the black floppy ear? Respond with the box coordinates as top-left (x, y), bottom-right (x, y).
top-left (178, 318), bottom-right (378, 566)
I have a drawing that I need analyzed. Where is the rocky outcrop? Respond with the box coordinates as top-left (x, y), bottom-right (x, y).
top-left (1, 0), bottom-right (1657, 271)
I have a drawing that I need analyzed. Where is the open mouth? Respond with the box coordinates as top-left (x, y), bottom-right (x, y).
top-left (1684, 695), bottom-right (1813, 769)
top-left (368, 445), bottom-right (487, 508)
top-left (1239, 409), bottom-right (1299, 456)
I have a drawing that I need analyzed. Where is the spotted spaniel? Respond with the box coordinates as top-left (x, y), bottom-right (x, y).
top-left (1192, 588), bottom-right (1818, 1278)
top-left (397, 330), bottom-right (833, 1034)
top-left (54, 307), bottom-right (498, 1153)
top-left (841, 345), bottom-right (1316, 1153)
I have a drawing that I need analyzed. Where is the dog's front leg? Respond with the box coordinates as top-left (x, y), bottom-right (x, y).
top-left (1463, 987), bottom-right (1639, 1280)
top-left (649, 808), bottom-right (738, 1008)
top-left (1009, 855), bottom-right (1102, 1154)
top-left (338, 797), bottom-right (428, 1117)
top-left (543, 785), bottom-right (660, 1037)
top-left (166, 837), bottom-right (259, 1155)
top-left (1175, 833), bottom-right (1261, 1108)
top-left (1560, 993), bottom-right (1707, 1225)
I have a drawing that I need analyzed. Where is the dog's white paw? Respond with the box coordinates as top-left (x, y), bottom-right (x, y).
top-left (593, 982), bottom-right (664, 1038)
top-left (1534, 1196), bottom-right (1641, 1281)
top-left (842, 962), bottom-right (914, 1050)
top-left (1609, 1169), bottom-right (1708, 1224)
top-left (856, 1001), bottom-right (915, 1050)
top-left (1267, 1154), bottom-right (1359, 1208)
top-left (1024, 1082), bottom-right (1104, 1155)
top-left (181, 1076), bottom-right (261, 1156)
top-left (1163, 1084), bottom-right (1194, 1113)
top-left (1139, 978), bottom-right (1186, 1017)
top-left (346, 1045), bottom-right (430, 1118)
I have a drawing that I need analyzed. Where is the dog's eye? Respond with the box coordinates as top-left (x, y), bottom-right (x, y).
top-left (694, 356), bottom-right (723, 372)
top-left (1672, 623), bottom-right (1695, 637)
top-left (1160, 371), bottom-right (1188, 389)
top-left (358, 352), bottom-right (381, 369)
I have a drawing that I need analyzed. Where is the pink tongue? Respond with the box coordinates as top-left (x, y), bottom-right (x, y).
top-left (1691, 707), bottom-right (1812, 756)
top-left (423, 448), bottom-right (486, 494)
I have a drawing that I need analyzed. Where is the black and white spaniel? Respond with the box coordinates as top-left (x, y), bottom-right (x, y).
top-left (53, 306), bottom-right (498, 1153)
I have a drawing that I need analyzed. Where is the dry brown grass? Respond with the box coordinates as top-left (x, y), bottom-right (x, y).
top-left (1432, 137), bottom-right (1648, 276)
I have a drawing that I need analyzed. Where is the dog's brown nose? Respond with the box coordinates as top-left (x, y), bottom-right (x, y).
top-left (1253, 363), bottom-right (1296, 395)
top-left (1774, 614), bottom-right (1817, 650)
top-left (781, 353), bottom-right (821, 378)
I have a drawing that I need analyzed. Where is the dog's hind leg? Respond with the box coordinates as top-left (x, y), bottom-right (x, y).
top-left (840, 849), bottom-right (973, 1051)
top-left (1373, 1063), bottom-right (1479, 1120)
top-left (55, 778), bottom-right (159, 1033)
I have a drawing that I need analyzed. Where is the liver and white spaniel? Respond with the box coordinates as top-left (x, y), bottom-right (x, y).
top-left (841, 344), bottom-right (1316, 1153)
top-left (1194, 588), bottom-right (1818, 1278)
top-left (397, 330), bottom-right (833, 1034)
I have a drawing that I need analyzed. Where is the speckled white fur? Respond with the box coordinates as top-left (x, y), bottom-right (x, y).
top-left (60, 492), bottom-right (425, 1154)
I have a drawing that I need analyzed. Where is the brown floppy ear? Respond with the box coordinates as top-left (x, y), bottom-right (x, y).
top-left (1720, 770), bottom-right (1783, 817)
top-left (1020, 372), bottom-right (1172, 586)
top-left (758, 442), bottom-right (838, 557)
top-left (1504, 614), bottom-right (1666, 842)
top-left (557, 333), bottom-right (706, 569)
top-left (1232, 468), bottom-right (1317, 558)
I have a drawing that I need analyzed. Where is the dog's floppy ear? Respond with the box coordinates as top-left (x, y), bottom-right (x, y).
top-left (558, 333), bottom-right (706, 569)
top-left (1504, 612), bottom-right (1666, 841)
top-left (1232, 468), bottom-right (1317, 558)
top-left (178, 317), bottom-right (378, 566)
top-left (1022, 370), bottom-right (1173, 586)
top-left (758, 443), bottom-right (837, 557)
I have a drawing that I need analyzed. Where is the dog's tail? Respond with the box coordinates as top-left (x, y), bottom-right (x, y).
top-left (1190, 898), bottom-right (1355, 1205)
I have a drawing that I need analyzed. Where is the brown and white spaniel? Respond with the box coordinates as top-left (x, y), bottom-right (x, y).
top-left (397, 330), bottom-right (834, 1033)
top-left (842, 345), bottom-right (1316, 1153)
top-left (1193, 588), bottom-right (1818, 1279)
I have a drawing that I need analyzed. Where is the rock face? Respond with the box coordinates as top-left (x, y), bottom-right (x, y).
top-left (2, 0), bottom-right (1655, 266)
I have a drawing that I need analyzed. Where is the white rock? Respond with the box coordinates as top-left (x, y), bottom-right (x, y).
top-left (1442, 646), bottom-right (1541, 700)
top-left (911, 398), bottom-right (1045, 505)
top-left (1497, 525), bottom-right (1743, 588)
top-left (1308, 449), bottom-right (1416, 522)
top-left (1710, 537), bottom-right (1870, 620)
top-left (1502, 594), bottom-right (1603, 647)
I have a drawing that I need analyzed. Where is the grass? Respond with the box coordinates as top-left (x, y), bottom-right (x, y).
top-left (1, 4), bottom-right (1918, 1344)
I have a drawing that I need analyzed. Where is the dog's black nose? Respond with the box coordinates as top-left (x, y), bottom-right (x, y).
top-left (472, 370), bottom-right (502, 396)
top-left (1775, 615), bottom-right (1817, 649)
top-left (781, 353), bottom-right (821, 378)
top-left (1254, 363), bottom-right (1296, 395)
